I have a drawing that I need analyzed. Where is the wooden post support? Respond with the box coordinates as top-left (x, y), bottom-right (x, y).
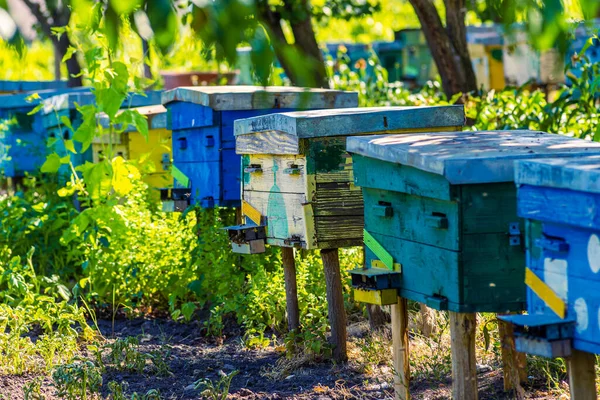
top-left (392, 296), bottom-right (410, 400)
top-left (281, 247), bottom-right (300, 332)
top-left (568, 349), bottom-right (597, 400)
top-left (320, 248), bottom-right (348, 362)
top-left (418, 303), bottom-right (437, 338)
top-left (498, 315), bottom-right (526, 398)
top-left (450, 312), bottom-right (478, 400)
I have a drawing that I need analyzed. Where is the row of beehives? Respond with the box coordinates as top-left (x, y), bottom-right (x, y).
top-left (2, 83), bottom-right (600, 398)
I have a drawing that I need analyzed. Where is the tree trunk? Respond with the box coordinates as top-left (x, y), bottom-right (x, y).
top-left (142, 39), bottom-right (152, 79)
top-left (408, 0), bottom-right (476, 97)
top-left (56, 34), bottom-right (83, 87)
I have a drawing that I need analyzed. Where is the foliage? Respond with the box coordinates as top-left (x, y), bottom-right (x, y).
top-left (52, 360), bottom-right (103, 400)
top-left (0, 39), bottom-right (56, 81)
top-left (194, 370), bottom-right (239, 400)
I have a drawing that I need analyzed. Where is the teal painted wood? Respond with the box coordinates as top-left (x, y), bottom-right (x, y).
top-left (352, 155), bottom-right (457, 201)
top-left (460, 183), bottom-right (519, 234)
top-left (347, 130), bottom-right (600, 184)
top-left (161, 86), bottom-right (358, 111)
top-left (234, 105), bottom-right (465, 138)
top-left (0, 80), bottom-right (68, 93)
top-left (516, 156), bottom-right (600, 195)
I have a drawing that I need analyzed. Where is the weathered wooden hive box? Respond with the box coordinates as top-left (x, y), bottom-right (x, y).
top-left (0, 87), bottom-right (88, 178)
top-left (500, 156), bottom-right (600, 358)
top-left (347, 130), bottom-right (600, 309)
top-left (43, 91), bottom-right (162, 178)
top-left (160, 86), bottom-right (359, 210)
top-left (95, 105), bottom-right (173, 190)
top-left (230, 106), bottom-right (465, 254)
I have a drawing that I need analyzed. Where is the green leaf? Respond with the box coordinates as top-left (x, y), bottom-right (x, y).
top-left (112, 156), bottom-right (140, 196)
top-left (60, 116), bottom-right (74, 131)
top-left (27, 103), bottom-right (44, 116)
top-left (109, 0), bottom-right (143, 15)
top-left (41, 153), bottom-right (62, 173)
top-left (61, 46), bottom-right (77, 63)
top-left (146, 0), bottom-right (178, 53)
top-left (64, 139), bottom-right (76, 154)
top-left (57, 284), bottom-right (72, 301)
top-left (84, 160), bottom-right (113, 200)
top-left (181, 302), bottom-right (197, 321)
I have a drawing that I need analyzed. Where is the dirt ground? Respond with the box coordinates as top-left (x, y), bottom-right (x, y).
top-left (0, 317), bottom-right (560, 400)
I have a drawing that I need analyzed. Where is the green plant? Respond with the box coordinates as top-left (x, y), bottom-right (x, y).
top-left (52, 360), bottom-right (102, 400)
top-left (194, 370), bottom-right (239, 400)
top-left (22, 377), bottom-right (46, 400)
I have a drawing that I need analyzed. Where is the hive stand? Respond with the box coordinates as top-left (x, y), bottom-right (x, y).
top-left (0, 87), bottom-right (89, 186)
top-left (231, 106), bottom-right (465, 362)
top-left (96, 105), bottom-right (173, 197)
top-left (42, 91), bottom-right (163, 181)
top-left (500, 156), bottom-right (600, 400)
top-left (160, 86), bottom-right (358, 212)
top-left (346, 130), bottom-right (600, 399)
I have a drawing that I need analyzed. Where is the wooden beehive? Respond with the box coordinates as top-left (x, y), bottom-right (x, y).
top-left (95, 105), bottom-right (173, 190)
top-left (160, 86), bottom-right (359, 209)
top-left (347, 130), bottom-right (600, 309)
top-left (231, 106), bottom-right (465, 254)
top-left (500, 156), bottom-right (600, 358)
top-left (0, 80), bottom-right (68, 94)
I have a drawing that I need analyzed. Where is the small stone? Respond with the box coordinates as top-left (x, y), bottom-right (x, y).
top-left (476, 364), bottom-right (492, 374)
top-left (285, 375), bottom-right (295, 380)
top-left (380, 382), bottom-right (391, 390)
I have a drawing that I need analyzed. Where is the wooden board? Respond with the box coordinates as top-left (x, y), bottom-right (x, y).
top-left (347, 131), bottom-right (600, 184)
top-left (0, 79), bottom-right (68, 93)
top-left (171, 126), bottom-right (221, 163)
top-left (97, 105), bottom-right (167, 132)
top-left (242, 154), bottom-right (307, 194)
top-left (234, 105), bottom-right (465, 138)
top-left (516, 156), bottom-right (600, 195)
top-left (461, 183), bottom-right (519, 234)
top-left (161, 86), bottom-right (358, 111)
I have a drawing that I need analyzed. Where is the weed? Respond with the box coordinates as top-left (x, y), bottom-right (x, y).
top-left (23, 377), bottom-right (45, 400)
top-left (194, 370), bottom-right (239, 400)
top-left (52, 360), bottom-right (102, 400)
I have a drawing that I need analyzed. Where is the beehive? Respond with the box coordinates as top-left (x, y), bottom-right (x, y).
top-left (230, 106), bottom-right (464, 254)
top-left (0, 80), bottom-right (68, 94)
top-left (95, 105), bottom-right (173, 190)
top-left (0, 87), bottom-right (88, 178)
top-left (42, 91), bottom-right (163, 178)
top-left (500, 156), bottom-right (600, 358)
top-left (160, 86), bottom-right (358, 210)
top-left (347, 130), bottom-right (600, 309)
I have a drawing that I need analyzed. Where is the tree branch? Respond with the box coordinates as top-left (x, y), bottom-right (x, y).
top-left (445, 0), bottom-right (477, 92)
top-left (21, 0), bottom-right (56, 42)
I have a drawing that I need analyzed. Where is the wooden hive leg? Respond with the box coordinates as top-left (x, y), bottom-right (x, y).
top-left (498, 314), bottom-right (526, 398)
top-left (281, 247), bottom-right (300, 332)
top-left (392, 296), bottom-right (410, 400)
top-left (320, 248), bottom-right (348, 362)
top-left (449, 312), bottom-right (478, 400)
top-left (568, 350), bottom-right (597, 400)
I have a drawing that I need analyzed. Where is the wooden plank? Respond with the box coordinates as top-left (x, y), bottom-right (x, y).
top-left (242, 200), bottom-right (262, 226)
top-left (525, 268), bottom-right (566, 319)
top-left (347, 130), bottom-right (600, 185)
top-left (363, 187), bottom-right (460, 251)
top-left (242, 154), bottom-right (307, 194)
top-left (498, 315), bottom-right (527, 397)
top-left (321, 248), bottom-right (348, 362)
top-left (312, 182), bottom-right (363, 216)
top-left (353, 155), bottom-right (457, 202)
top-left (243, 190), bottom-right (308, 245)
top-left (517, 185), bottom-right (600, 230)
top-left (516, 156), bottom-right (600, 195)
top-left (568, 350), bottom-right (597, 400)
top-left (166, 102), bottom-right (215, 130)
top-left (364, 229), bottom-right (394, 270)
top-left (172, 126), bottom-right (221, 163)
top-left (450, 312), bottom-right (478, 400)
top-left (282, 247), bottom-right (300, 331)
top-left (236, 130), bottom-right (300, 155)
top-left (353, 288), bottom-right (398, 305)
top-left (391, 296), bottom-right (410, 400)
top-left (234, 105), bottom-right (465, 138)
top-left (162, 85), bottom-right (358, 110)
top-left (314, 216), bottom-right (363, 244)
top-left (461, 183), bottom-right (519, 234)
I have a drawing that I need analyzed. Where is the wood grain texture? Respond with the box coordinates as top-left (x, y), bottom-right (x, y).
top-left (243, 154), bottom-right (307, 194)
top-left (498, 314), bottom-right (526, 397)
top-left (234, 105), bottom-right (465, 138)
top-left (461, 183), bottom-right (518, 234)
top-left (161, 86), bottom-right (358, 110)
top-left (568, 350), bottom-right (597, 400)
top-left (391, 296), bottom-right (410, 400)
top-left (450, 312), bottom-right (478, 400)
top-left (321, 248), bottom-right (348, 362)
top-left (516, 156), bottom-right (600, 194)
top-left (347, 131), bottom-right (600, 184)
top-left (236, 130), bottom-right (300, 155)
top-left (282, 247), bottom-right (300, 332)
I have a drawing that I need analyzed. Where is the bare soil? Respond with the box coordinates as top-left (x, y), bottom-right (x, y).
top-left (0, 317), bottom-right (559, 399)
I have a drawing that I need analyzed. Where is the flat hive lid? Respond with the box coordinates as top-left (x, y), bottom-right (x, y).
top-left (43, 91), bottom-right (163, 114)
top-left (0, 80), bottom-right (68, 93)
top-left (516, 156), bottom-right (600, 194)
top-left (161, 85), bottom-right (358, 110)
top-left (0, 87), bottom-right (90, 110)
top-left (347, 130), bottom-right (600, 184)
top-left (234, 106), bottom-right (465, 138)
top-left (97, 105), bottom-right (167, 131)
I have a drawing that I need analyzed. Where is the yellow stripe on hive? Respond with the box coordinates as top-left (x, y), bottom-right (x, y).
top-left (371, 259), bottom-right (402, 273)
top-left (525, 267), bottom-right (566, 319)
top-left (353, 288), bottom-right (398, 305)
top-left (242, 200), bottom-right (262, 226)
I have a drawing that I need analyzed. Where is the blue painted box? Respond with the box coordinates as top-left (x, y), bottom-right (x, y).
top-left (0, 87), bottom-right (89, 178)
top-left (0, 80), bottom-right (68, 94)
top-left (347, 131), bottom-right (600, 312)
top-left (501, 156), bottom-right (600, 357)
top-left (42, 91), bottom-right (163, 178)
top-left (161, 86), bottom-right (358, 209)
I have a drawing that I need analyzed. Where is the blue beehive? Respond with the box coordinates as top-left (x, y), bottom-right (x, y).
top-left (0, 87), bottom-right (89, 178)
top-left (160, 86), bottom-right (358, 210)
top-left (501, 156), bottom-right (600, 358)
top-left (41, 90), bottom-right (163, 178)
top-left (0, 80), bottom-right (68, 94)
